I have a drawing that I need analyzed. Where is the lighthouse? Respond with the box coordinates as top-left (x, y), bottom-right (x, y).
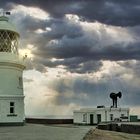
top-left (0, 14), bottom-right (25, 125)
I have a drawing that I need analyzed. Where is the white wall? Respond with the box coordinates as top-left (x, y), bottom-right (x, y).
top-left (0, 66), bottom-right (23, 96)
top-left (0, 53), bottom-right (25, 124)
top-left (0, 97), bottom-right (25, 123)
top-left (106, 109), bottom-right (129, 122)
top-left (74, 108), bottom-right (129, 124)
top-left (74, 112), bottom-right (85, 124)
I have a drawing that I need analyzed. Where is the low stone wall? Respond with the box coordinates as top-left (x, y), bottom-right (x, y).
top-left (0, 122), bottom-right (25, 126)
top-left (98, 123), bottom-right (111, 130)
top-left (26, 118), bottom-right (73, 124)
top-left (121, 124), bottom-right (140, 134)
top-left (98, 123), bottom-right (140, 134)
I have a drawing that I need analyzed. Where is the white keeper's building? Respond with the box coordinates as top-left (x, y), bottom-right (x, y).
top-left (74, 107), bottom-right (129, 125)
top-left (0, 15), bottom-right (25, 125)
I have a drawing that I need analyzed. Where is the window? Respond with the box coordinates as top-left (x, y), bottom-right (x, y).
top-left (83, 113), bottom-right (87, 122)
top-left (19, 77), bottom-right (23, 88)
top-left (121, 114), bottom-right (124, 117)
top-left (110, 114), bottom-right (113, 121)
top-left (10, 102), bottom-right (15, 114)
top-left (10, 102), bottom-right (14, 106)
top-left (10, 107), bottom-right (14, 114)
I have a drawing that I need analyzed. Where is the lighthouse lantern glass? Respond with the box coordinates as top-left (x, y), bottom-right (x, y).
top-left (0, 30), bottom-right (18, 54)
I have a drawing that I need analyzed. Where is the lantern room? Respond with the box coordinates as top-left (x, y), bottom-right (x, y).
top-left (0, 16), bottom-right (19, 54)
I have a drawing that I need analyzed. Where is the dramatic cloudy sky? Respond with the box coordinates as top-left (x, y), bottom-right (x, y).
top-left (1, 0), bottom-right (140, 117)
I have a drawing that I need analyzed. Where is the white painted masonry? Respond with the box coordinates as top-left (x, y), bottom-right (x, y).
top-left (0, 16), bottom-right (25, 125)
top-left (74, 107), bottom-right (129, 124)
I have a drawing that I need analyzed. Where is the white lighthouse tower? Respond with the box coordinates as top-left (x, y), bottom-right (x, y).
top-left (0, 14), bottom-right (25, 125)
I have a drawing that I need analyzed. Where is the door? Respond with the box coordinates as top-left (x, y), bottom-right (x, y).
top-left (97, 114), bottom-right (101, 124)
top-left (90, 114), bottom-right (94, 125)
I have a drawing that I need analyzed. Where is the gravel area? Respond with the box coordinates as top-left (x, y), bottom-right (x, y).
top-left (0, 124), bottom-right (94, 140)
top-left (83, 128), bottom-right (140, 140)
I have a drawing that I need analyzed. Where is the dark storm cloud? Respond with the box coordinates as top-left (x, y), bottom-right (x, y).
top-left (78, 0), bottom-right (140, 26)
top-left (46, 19), bottom-right (83, 39)
top-left (34, 56), bottom-right (103, 74)
top-left (2, 1), bottom-right (139, 74)
top-left (2, 0), bottom-right (140, 26)
top-left (117, 60), bottom-right (140, 78)
top-left (10, 7), bottom-right (139, 73)
top-left (31, 16), bottom-right (140, 62)
top-left (13, 15), bottom-right (47, 38)
top-left (64, 59), bottom-right (103, 74)
top-left (51, 75), bottom-right (140, 107)
top-left (33, 41), bottom-right (140, 61)
top-left (0, 1), bottom-right (139, 115)
top-left (1, 0), bottom-right (140, 70)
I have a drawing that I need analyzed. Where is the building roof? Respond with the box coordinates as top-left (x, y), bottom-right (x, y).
top-left (74, 107), bottom-right (129, 113)
top-left (0, 16), bottom-right (19, 35)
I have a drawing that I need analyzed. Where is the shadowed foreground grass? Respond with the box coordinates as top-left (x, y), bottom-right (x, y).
top-left (83, 129), bottom-right (140, 140)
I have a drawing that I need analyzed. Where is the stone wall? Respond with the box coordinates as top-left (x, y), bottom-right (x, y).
top-left (98, 123), bottom-right (140, 134)
top-left (121, 124), bottom-right (140, 134)
top-left (26, 118), bottom-right (73, 124)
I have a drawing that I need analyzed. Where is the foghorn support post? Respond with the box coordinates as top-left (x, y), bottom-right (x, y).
top-left (110, 92), bottom-right (122, 108)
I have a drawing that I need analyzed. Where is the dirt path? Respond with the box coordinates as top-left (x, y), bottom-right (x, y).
top-left (83, 128), bottom-right (140, 140)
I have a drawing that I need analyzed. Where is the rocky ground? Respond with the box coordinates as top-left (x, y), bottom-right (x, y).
top-left (83, 128), bottom-right (140, 140)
